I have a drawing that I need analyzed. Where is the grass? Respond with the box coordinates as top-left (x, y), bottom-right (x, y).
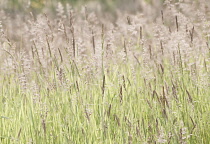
top-left (0, 0), bottom-right (210, 143)
top-left (1, 53), bottom-right (209, 143)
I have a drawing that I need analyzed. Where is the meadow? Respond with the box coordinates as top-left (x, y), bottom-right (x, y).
top-left (0, 0), bottom-right (210, 143)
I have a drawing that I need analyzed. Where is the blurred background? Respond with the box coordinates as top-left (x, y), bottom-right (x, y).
top-left (0, 0), bottom-right (166, 14)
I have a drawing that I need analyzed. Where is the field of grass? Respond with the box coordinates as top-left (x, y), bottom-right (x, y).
top-left (0, 0), bottom-right (210, 143)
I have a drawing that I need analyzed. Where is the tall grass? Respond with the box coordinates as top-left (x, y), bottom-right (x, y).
top-left (0, 0), bottom-right (210, 143)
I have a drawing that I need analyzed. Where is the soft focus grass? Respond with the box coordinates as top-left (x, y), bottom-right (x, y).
top-left (1, 55), bottom-right (210, 143)
top-left (0, 0), bottom-right (210, 144)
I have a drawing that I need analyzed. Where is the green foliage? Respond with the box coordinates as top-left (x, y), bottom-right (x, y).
top-left (0, 56), bottom-right (210, 143)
